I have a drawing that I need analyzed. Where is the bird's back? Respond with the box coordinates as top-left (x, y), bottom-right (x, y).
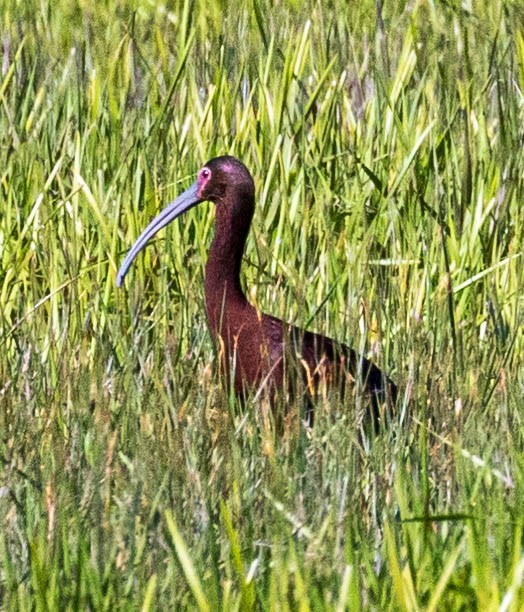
top-left (256, 312), bottom-right (397, 425)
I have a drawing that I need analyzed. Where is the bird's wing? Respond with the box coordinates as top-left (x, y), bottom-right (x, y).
top-left (260, 312), bottom-right (397, 406)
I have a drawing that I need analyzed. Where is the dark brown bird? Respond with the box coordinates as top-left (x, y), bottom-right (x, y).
top-left (117, 156), bottom-right (396, 424)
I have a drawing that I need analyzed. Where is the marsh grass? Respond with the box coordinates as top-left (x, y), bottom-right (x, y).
top-left (1, 0), bottom-right (523, 608)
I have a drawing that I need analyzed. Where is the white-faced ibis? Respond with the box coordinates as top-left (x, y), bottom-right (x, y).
top-left (117, 156), bottom-right (396, 425)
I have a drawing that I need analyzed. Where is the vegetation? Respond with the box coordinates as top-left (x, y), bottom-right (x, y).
top-left (1, 0), bottom-right (523, 608)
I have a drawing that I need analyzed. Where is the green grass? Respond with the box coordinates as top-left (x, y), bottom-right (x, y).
top-left (1, 0), bottom-right (523, 608)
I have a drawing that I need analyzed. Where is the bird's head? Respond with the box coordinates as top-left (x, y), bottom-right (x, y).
top-left (116, 155), bottom-right (255, 287)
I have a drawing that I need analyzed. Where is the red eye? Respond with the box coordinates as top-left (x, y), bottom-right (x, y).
top-left (201, 168), bottom-right (211, 180)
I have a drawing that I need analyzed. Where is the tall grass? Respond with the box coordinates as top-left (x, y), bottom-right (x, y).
top-left (1, 0), bottom-right (523, 608)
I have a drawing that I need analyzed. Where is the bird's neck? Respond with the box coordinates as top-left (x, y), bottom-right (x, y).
top-left (204, 203), bottom-right (253, 338)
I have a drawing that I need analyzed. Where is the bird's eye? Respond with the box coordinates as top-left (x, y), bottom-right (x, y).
top-left (201, 168), bottom-right (211, 180)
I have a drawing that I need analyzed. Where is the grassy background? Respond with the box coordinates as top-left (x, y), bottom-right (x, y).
top-left (1, 0), bottom-right (523, 608)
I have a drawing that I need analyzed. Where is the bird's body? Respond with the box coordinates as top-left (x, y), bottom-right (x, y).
top-left (117, 156), bottom-right (396, 422)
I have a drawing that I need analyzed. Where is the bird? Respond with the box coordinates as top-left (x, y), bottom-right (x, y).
top-left (117, 156), bottom-right (397, 426)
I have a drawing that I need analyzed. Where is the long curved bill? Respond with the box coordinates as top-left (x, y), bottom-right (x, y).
top-left (116, 181), bottom-right (201, 287)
